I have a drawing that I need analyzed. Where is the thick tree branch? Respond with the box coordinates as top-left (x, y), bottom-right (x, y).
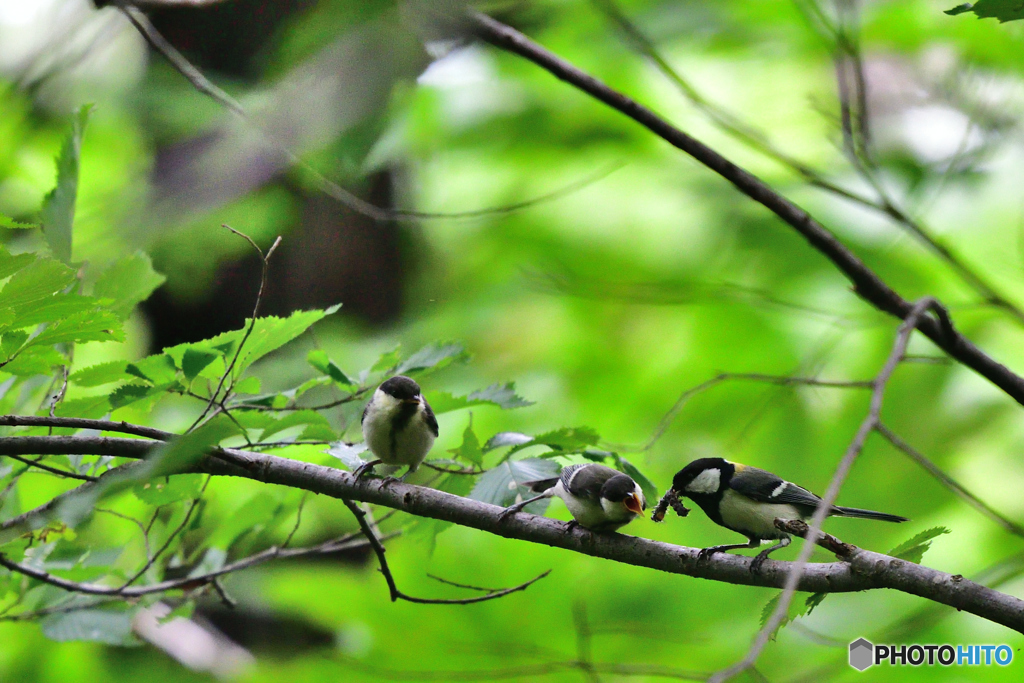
top-left (465, 11), bottom-right (1024, 407)
top-left (0, 435), bottom-right (1021, 632)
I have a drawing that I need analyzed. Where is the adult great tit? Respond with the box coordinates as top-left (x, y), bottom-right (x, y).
top-left (501, 463), bottom-right (647, 532)
top-left (355, 376), bottom-right (438, 479)
top-left (665, 457), bottom-right (907, 572)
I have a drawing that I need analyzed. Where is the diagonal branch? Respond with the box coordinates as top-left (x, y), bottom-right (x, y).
top-left (464, 11), bottom-right (1024, 407)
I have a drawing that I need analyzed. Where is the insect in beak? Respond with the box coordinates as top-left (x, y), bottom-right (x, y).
top-left (624, 493), bottom-right (645, 516)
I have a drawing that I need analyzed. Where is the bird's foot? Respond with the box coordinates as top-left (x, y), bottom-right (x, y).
top-left (697, 547), bottom-right (722, 563)
top-left (565, 520), bottom-right (580, 533)
top-left (351, 460), bottom-right (381, 480)
top-left (749, 553), bottom-right (770, 575)
top-left (498, 501), bottom-right (528, 524)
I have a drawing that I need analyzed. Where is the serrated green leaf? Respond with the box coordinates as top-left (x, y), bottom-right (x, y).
top-left (93, 252), bottom-right (165, 320)
top-left (448, 417), bottom-right (483, 465)
top-left (428, 382), bottom-right (534, 414)
top-left (805, 592), bottom-right (827, 616)
top-left (70, 360), bottom-right (129, 387)
top-left (181, 348), bottom-right (220, 381)
top-left (0, 258), bottom-right (76, 312)
top-left (54, 395), bottom-right (111, 419)
top-left (8, 294), bottom-right (103, 330)
top-left (396, 342), bottom-right (467, 375)
top-left (0, 246), bottom-right (36, 281)
top-left (40, 105), bottom-right (91, 264)
top-left (28, 309), bottom-right (123, 346)
top-left (109, 383), bottom-right (162, 409)
top-left (0, 214), bottom-right (39, 230)
top-left (2, 345), bottom-right (65, 376)
top-left (888, 527), bottom-right (951, 564)
top-left (0, 330), bottom-right (28, 360)
top-left (41, 608), bottom-right (135, 645)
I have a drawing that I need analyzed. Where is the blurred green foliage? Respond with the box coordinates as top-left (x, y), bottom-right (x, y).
top-left (1, 1), bottom-right (1024, 682)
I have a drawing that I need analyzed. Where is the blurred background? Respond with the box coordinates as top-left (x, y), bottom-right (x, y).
top-left (2, 0), bottom-right (1024, 681)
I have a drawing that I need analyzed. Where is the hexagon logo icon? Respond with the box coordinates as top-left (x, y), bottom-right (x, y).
top-left (849, 638), bottom-right (874, 671)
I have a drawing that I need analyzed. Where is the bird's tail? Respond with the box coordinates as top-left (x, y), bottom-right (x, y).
top-left (833, 506), bottom-right (908, 523)
top-left (526, 477), bottom-right (559, 493)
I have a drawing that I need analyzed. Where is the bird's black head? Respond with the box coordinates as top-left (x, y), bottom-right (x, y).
top-left (601, 473), bottom-right (646, 514)
top-left (671, 457), bottom-right (734, 496)
top-left (379, 375), bottom-right (421, 401)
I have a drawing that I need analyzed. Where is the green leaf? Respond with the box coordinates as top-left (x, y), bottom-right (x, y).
top-left (469, 458), bottom-right (560, 511)
top-left (181, 348), bottom-right (220, 381)
top-left (616, 456), bottom-right (658, 503)
top-left (308, 349), bottom-right (355, 386)
top-left (945, 1), bottom-right (1024, 21)
top-left (93, 252), bottom-right (166, 320)
top-left (41, 608), bottom-right (135, 646)
top-left (0, 258), bottom-right (76, 312)
top-left (326, 442), bottom-right (369, 470)
top-left (70, 360), bottom-right (130, 387)
top-left (233, 376), bottom-right (262, 394)
top-left (448, 417), bottom-right (483, 465)
top-left (28, 309), bottom-right (123, 346)
top-left (0, 246), bottom-right (36, 281)
top-left (0, 214), bottom-right (39, 230)
top-left (483, 431), bottom-right (535, 452)
top-left (8, 294), bottom-right (103, 330)
top-left (888, 527), bottom-right (951, 564)
top-left (428, 382), bottom-right (534, 414)
top-left (207, 491), bottom-right (280, 549)
top-left (396, 342), bottom-right (467, 375)
top-left (40, 105), bottom-right (91, 264)
top-left (109, 383), bottom-right (160, 409)
top-left (132, 474), bottom-right (205, 506)
top-left (259, 410), bottom-right (331, 441)
top-left (370, 345), bottom-right (401, 372)
top-left (758, 591), bottom-right (823, 640)
top-left (54, 395), bottom-right (111, 419)
top-left (125, 354), bottom-right (178, 385)
top-left (2, 346), bottom-right (65, 376)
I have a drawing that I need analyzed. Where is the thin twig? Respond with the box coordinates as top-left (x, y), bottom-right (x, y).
top-left (343, 499), bottom-right (549, 605)
top-left (712, 297), bottom-right (940, 682)
top-left (188, 228), bottom-right (281, 432)
top-left (0, 454), bottom-right (97, 482)
top-left (95, 507), bottom-right (152, 560)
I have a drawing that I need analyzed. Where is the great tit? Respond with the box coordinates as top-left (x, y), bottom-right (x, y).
top-left (355, 376), bottom-right (438, 479)
top-left (664, 457), bottom-right (907, 572)
top-left (501, 463), bottom-right (647, 532)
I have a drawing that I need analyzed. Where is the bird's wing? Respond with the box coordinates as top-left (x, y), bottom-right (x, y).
top-left (729, 467), bottom-right (824, 510)
top-left (361, 401), bottom-right (370, 425)
top-left (561, 463), bottom-right (617, 502)
top-left (422, 401), bottom-right (439, 437)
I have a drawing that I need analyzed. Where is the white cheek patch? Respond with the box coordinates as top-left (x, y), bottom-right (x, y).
top-left (687, 468), bottom-right (721, 494)
top-left (771, 482), bottom-right (788, 498)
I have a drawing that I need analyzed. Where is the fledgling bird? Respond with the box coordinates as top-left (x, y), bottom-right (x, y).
top-left (501, 463), bottom-right (647, 532)
top-left (664, 457), bottom-right (907, 573)
top-left (355, 375), bottom-right (438, 480)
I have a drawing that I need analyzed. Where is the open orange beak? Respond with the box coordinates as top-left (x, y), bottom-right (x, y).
top-left (624, 493), bottom-right (645, 516)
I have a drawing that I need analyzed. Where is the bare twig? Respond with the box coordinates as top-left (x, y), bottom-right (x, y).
top-left (0, 415), bottom-right (172, 441)
top-left (877, 424), bottom-right (1024, 538)
top-left (343, 499), bottom-right (549, 605)
top-left (0, 453), bottom-right (97, 482)
top-left (117, 2), bottom-right (619, 223)
top-left (188, 228), bottom-right (281, 432)
top-left (712, 298), bottom-right (940, 682)
top-left (95, 507), bottom-right (152, 559)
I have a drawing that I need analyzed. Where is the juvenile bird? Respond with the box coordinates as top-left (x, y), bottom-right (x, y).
top-left (355, 376), bottom-right (438, 480)
top-left (501, 463), bottom-right (646, 532)
top-left (664, 457), bottom-right (907, 573)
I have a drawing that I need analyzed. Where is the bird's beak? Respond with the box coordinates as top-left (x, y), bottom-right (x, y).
top-left (402, 397), bottom-right (421, 404)
top-left (624, 493), bottom-right (645, 516)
